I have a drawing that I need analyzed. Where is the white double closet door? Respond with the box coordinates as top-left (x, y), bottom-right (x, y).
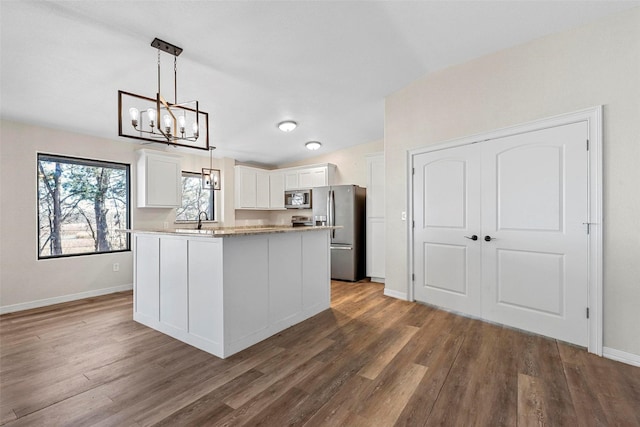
top-left (413, 122), bottom-right (589, 346)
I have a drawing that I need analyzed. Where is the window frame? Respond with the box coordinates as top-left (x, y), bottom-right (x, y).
top-left (175, 171), bottom-right (215, 223)
top-left (36, 153), bottom-right (131, 260)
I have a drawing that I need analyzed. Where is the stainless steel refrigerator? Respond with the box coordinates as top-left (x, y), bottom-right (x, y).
top-left (312, 185), bottom-right (366, 281)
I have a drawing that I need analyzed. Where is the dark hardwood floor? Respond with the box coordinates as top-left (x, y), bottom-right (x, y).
top-left (1, 281), bottom-right (639, 426)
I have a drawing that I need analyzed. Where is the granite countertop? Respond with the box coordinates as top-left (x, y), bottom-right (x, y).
top-left (119, 225), bottom-right (336, 238)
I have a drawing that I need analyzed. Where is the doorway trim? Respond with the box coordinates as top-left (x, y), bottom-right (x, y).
top-left (407, 106), bottom-right (603, 355)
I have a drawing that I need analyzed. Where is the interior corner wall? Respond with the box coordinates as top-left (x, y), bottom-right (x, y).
top-left (0, 120), bottom-right (228, 312)
top-left (384, 9), bottom-right (640, 356)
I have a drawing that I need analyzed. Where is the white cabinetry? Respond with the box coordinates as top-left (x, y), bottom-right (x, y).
top-left (235, 163), bottom-right (335, 209)
top-left (256, 170), bottom-right (270, 209)
top-left (269, 172), bottom-right (285, 209)
top-left (235, 166), bottom-right (283, 210)
top-left (283, 164), bottom-right (336, 190)
top-left (132, 229), bottom-right (330, 358)
top-left (366, 153), bottom-right (385, 282)
top-left (136, 149), bottom-right (181, 208)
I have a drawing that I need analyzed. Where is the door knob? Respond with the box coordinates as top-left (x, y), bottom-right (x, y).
top-left (464, 235), bottom-right (478, 241)
top-left (484, 235), bottom-right (493, 242)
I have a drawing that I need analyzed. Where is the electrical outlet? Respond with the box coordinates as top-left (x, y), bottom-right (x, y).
top-left (113, 263), bottom-right (120, 272)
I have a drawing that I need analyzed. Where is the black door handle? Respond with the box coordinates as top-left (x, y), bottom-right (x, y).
top-left (484, 235), bottom-right (493, 242)
top-left (464, 235), bottom-right (478, 241)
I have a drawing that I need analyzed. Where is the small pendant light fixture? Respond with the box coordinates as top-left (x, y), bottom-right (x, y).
top-left (202, 147), bottom-right (221, 190)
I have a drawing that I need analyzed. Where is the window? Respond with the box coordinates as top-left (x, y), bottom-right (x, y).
top-left (176, 171), bottom-right (215, 222)
top-left (37, 154), bottom-right (130, 259)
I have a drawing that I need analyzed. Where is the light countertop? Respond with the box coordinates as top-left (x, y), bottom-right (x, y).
top-left (119, 225), bottom-right (336, 238)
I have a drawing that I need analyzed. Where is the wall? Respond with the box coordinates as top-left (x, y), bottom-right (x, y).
top-left (385, 9), bottom-right (640, 356)
top-left (0, 120), bottom-right (231, 312)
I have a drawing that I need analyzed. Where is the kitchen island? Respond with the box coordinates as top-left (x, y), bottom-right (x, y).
top-left (127, 226), bottom-right (332, 358)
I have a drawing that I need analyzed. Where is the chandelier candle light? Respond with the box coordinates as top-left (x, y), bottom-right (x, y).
top-left (118, 38), bottom-right (210, 150)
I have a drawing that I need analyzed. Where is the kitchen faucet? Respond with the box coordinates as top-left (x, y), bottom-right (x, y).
top-left (197, 211), bottom-right (208, 230)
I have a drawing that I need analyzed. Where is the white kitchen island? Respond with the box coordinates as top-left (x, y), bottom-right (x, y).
top-left (129, 226), bottom-right (332, 358)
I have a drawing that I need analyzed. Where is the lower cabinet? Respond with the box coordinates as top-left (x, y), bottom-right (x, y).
top-left (132, 230), bottom-right (330, 358)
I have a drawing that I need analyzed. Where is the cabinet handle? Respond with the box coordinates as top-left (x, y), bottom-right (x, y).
top-left (484, 235), bottom-right (494, 242)
top-left (464, 235), bottom-right (478, 241)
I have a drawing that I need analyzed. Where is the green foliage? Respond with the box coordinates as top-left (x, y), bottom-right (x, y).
top-left (38, 157), bottom-right (129, 257)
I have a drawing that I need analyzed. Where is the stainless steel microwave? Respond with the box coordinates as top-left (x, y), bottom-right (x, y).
top-left (285, 189), bottom-right (312, 209)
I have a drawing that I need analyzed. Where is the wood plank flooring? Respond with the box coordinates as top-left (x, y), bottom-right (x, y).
top-left (1, 280), bottom-right (639, 426)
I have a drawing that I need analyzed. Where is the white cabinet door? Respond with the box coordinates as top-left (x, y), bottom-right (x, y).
top-left (269, 173), bottom-right (285, 209)
top-left (413, 144), bottom-right (483, 316)
top-left (137, 150), bottom-right (181, 208)
top-left (256, 171), bottom-right (270, 209)
top-left (236, 167), bottom-right (257, 208)
top-left (285, 172), bottom-right (299, 190)
top-left (299, 167), bottom-right (326, 188)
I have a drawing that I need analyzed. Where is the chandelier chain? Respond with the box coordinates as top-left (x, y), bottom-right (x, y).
top-left (157, 49), bottom-right (161, 97)
top-left (174, 56), bottom-right (178, 105)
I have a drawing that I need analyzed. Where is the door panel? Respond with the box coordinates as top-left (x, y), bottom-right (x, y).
top-left (413, 144), bottom-right (482, 316)
top-left (412, 121), bottom-right (589, 346)
top-left (424, 243), bottom-right (467, 295)
top-left (497, 145), bottom-right (563, 231)
top-left (496, 249), bottom-right (564, 315)
top-left (482, 122), bottom-right (588, 346)
top-left (425, 160), bottom-right (467, 229)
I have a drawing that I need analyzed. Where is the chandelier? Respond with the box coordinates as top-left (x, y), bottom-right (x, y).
top-left (118, 38), bottom-right (210, 150)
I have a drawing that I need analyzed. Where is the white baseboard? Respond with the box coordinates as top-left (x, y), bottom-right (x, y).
top-left (369, 277), bottom-right (385, 284)
top-left (0, 284), bottom-right (133, 315)
top-left (383, 287), bottom-right (408, 301)
top-left (603, 347), bottom-right (640, 367)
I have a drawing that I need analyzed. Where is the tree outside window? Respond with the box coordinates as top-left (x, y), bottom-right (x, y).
top-left (176, 172), bottom-right (214, 222)
top-left (37, 154), bottom-right (130, 258)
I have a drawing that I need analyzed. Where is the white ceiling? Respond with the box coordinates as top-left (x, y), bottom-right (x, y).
top-left (1, 1), bottom-right (637, 166)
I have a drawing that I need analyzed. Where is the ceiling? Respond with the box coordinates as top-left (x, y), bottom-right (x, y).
top-left (1, 1), bottom-right (637, 166)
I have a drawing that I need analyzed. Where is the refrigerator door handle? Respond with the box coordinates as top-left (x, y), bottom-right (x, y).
top-left (330, 190), bottom-right (336, 239)
top-left (326, 190), bottom-right (331, 230)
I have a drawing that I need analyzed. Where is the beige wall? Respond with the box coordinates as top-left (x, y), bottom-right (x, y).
top-left (0, 120), bottom-right (231, 311)
top-left (385, 9), bottom-right (640, 355)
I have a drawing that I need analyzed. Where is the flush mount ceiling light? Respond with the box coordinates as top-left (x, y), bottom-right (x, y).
top-left (305, 141), bottom-right (322, 151)
top-left (278, 120), bottom-right (297, 132)
top-left (118, 38), bottom-right (210, 150)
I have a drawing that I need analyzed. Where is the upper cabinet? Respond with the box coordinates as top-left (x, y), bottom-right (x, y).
top-left (269, 172), bottom-right (285, 209)
top-left (235, 166), bottom-right (285, 210)
top-left (235, 163), bottom-right (335, 210)
top-left (137, 149), bottom-right (181, 208)
top-left (284, 164), bottom-right (336, 190)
